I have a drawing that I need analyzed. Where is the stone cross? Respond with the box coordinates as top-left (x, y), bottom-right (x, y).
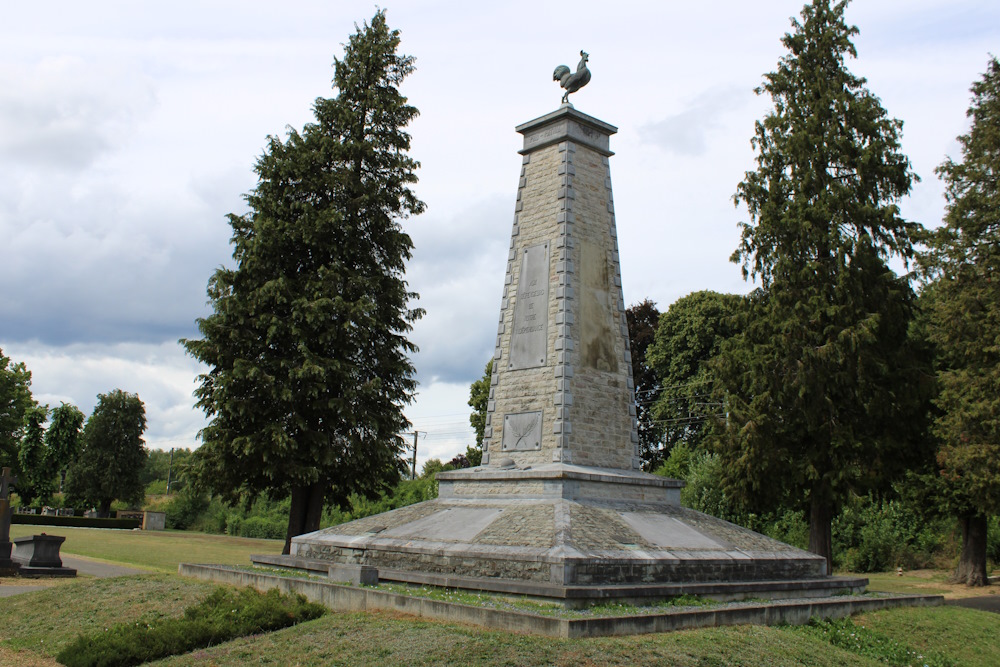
top-left (0, 467), bottom-right (15, 545)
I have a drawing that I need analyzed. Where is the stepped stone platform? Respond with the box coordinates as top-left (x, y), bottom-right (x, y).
top-left (267, 463), bottom-right (855, 606)
top-left (268, 103), bottom-right (861, 609)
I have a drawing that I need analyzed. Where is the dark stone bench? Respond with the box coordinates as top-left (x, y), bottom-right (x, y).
top-left (12, 534), bottom-right (77, 577)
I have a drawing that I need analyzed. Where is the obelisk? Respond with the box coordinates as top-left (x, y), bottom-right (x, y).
top-left (284, 83), bottom-right (835, 603)
top-left (481, 105), bottom-right (639, 471)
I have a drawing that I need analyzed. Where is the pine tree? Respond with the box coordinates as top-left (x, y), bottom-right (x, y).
top-left (920, 57), bottom-right (1000, 586)
top-left (183, 11), bottom-right (424, 553)
top-left (714, 0), bottom-right (933, 570)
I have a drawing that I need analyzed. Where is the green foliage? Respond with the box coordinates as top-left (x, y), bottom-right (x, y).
top-left (183, 10), bottom-right (422, 544)
top-left (794, 617), bottom-right (955, 667)
top-left (646, 291), bottom-right (742, 460)
top-left (0, 347), bottom-right (36, 471)
top-left (468, 359), bottom-right (492, 451)
top-left (918, 57), bottom-right (1000, 584)
top-left (625, 299), bottom-right (664, 468)
top-left (833, 495), bottom-right (947, 572)
top-left (715, 0), bottom-right (933, 566)
top-left (45, 402), bottom-right (84, 492)
top-left (55, 586), bottom-right (325, 667)
top-left (12, 514), bottom-right (140, 529)
top-left (64, 390), bottom-right (148, 515)
top-left (141, 448), bottom-right (192, 493)
top-left (162, 487), bottom-right (211, 530)
top-left (17, 404), bottom-right (53, 506)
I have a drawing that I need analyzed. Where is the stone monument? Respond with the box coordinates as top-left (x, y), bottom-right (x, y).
top-left (261, 75), bottom-right (863, 605)
top-left (0, 467), bottom-right (20, 575)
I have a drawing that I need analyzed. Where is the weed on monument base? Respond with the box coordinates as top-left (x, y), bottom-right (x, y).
top-left (55, 586), bottom-right (325, 667)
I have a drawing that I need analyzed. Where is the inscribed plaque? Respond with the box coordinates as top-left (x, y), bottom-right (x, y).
top-left (501, 411), bottom-right (543, 451)
top-left (509, 242), bottom-right (550, 369)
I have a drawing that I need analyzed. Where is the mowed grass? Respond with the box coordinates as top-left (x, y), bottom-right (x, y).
top-left (9, 524), bottom-right (283, 573)
top-left (2, 575), bottom-right (997, 667)
top-left (0, 528), bottom-right (997, 666)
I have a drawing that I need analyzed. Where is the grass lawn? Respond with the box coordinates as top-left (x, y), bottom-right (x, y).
top-left (9, 525), bottom-right (283, 574)
top-left (1, 575), bottom-right (997, 666)
top-left (0, 528), bottom-right (996, 666)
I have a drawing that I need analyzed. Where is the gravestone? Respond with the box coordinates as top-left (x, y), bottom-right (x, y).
top-left (0, 467), bottom-right (20, 575)
top-left (262, 97), bottom-right (863, 606)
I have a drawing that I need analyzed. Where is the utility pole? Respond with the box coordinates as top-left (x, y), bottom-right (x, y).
top-left (403, 432), bottom-right (426, 480)
top-left (166, 448), bottom-right (174, 495)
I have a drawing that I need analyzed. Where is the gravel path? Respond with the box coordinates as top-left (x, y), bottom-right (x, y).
top-left (0, 555), bottom-right (149, 597)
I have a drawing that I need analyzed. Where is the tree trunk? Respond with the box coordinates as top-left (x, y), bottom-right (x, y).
top-left (283, 482), bottom-right (326, 555)
top-left (951, 513), bottom-right (989, 587)
top-left (808, 497), bottom-right (833, 575)
top-left (304, 482), bottom-right (325, 534)
top-left (283, 486), bottom-right (309, 555)
top-left (98, 500), bottom-right (112, 519)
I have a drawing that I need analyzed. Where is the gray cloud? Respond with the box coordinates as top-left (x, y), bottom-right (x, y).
top-left (407, 194), bottom-right (510, 385)
top-left (640, 86), bottom-right (750, 156)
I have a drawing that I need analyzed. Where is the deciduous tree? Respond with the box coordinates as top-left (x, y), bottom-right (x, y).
top-left (0, 348), bottom-right (35, 471)
top-left (45, 402), bottom-right (84, 492)
top-left (920, 57), bottom-right (1000, 586)
top-left (714, 0), bottom-right (933, 571)
top-left (64, 390), bottom-right (148, 516)
top-left (183, 11), bottom-right (424, 554)
top-left (467, 359), bottom-right (492, 462)
top-left (626, 300), bottom-right (664, 469)
top-left (17, 405), bottom-right (52, 506)
top-left (646, 291), bottom-right (742, 459)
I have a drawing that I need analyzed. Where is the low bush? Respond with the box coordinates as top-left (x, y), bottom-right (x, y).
top-left (56, 586), bottom-right (325, 667)
top-left (833, 495), bottom-right (947, 572)
top-left (12, 515), bottom-right (140, 530)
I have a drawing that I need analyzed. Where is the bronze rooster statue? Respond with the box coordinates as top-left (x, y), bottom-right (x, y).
top-left (553, 51), bottom-right (591, 105)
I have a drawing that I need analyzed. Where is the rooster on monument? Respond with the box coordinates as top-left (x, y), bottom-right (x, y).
top-left (553, 51), bottom-right (591, 105)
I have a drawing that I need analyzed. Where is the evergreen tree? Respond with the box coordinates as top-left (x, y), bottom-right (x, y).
top-left (625, 299), bottom-right (664, 469)
top-left (715, 0), bottom-right (932, 570)
top-left (183, 11), bottom-right (424, 554)
top-left (64, 390), bottom-right (148, 516)
top-left (45, 402), bottom-right (85, 493)
top-left (646, 291), bottom-right (742, 459)
top-left (920, 57), bottom-right (1000, 586)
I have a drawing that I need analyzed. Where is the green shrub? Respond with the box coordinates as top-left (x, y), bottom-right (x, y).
top-left (162, 488), bottom-right (210, 530)
top-left (238, 516), bottom-right (286, 540)
top-left (988, 515), bottom-right (1000, 565)
top-left (12, 515), bottom-right (140, 530)
top-left (833, 495), bottom-right (946, 572)
top-left (56, 586), bottom-right (325, 667)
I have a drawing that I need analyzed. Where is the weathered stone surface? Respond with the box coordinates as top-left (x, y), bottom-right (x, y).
top-left (287, 106), bottom-right (836, 601)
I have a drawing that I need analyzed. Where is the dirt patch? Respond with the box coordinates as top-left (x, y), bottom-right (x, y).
top-left (867, 568), bottom-right (1000, 600)
top-left (0, 646), bottom-right (59, 666)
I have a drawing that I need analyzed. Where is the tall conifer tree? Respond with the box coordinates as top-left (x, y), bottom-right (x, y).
top-left (714, 0), bottom-right (932, 570)
top-left (920, 57), bottom-right (1000, 586)
top-left (183, 11), bottom-right (424, 553)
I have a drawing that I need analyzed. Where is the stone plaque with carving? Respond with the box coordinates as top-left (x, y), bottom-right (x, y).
top-left (501, 411), bottom-right (543, 451)
top-left (509, 242), bottom-right (549, 369)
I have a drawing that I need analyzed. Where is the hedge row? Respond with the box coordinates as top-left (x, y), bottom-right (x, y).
top-left (12, 515), bottom-right (141, 530)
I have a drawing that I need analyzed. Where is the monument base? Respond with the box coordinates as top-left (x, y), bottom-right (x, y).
top-left (270, 465), bottom-right (843, 605)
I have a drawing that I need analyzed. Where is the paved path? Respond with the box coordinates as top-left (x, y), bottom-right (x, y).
top-left (0, 555), bottom-right (149, 597)
top-left (946, 595), bottom-right (1000, 614)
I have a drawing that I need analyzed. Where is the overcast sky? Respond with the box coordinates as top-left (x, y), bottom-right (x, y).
top-left (1, 1), bottom-right (997, 470)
